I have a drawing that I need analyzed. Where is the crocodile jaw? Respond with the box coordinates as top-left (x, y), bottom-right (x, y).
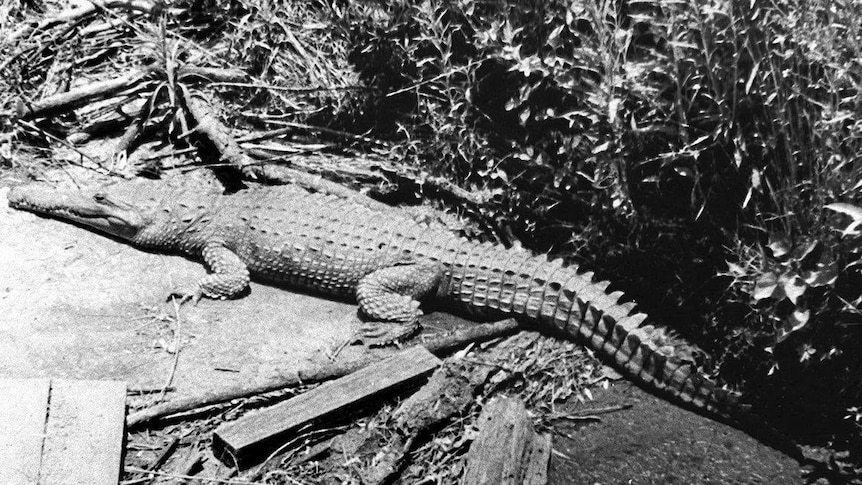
top-left (8, 185), bottom-right (146, 241)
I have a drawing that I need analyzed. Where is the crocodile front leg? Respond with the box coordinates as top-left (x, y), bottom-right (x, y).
top-left (175, 242), bottom-right (251, 303)
top-left (355, 260), bottom-right (443, 345)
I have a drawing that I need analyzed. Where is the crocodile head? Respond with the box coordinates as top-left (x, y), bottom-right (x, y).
top-left (8, 184), bottom-right (147, 241)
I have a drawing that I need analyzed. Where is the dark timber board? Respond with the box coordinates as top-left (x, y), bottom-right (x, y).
top-left (0, 378), bottom-right (127, 485)
top-left (212, 345), bottom-right (441, 467)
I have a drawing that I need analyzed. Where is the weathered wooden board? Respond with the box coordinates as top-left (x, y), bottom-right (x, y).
top-left (0, 379), bottom-right (50, 484)
top-left (213, 345), bottom-right (441, 467)
top-left (462, 396), bottom-right (551, 485)
top-left (40, 379), bottom-right (127, 484)
top-left (523, 432), bottom-right (552, 485)
top-left (0, 378), bottom-right (127, 485)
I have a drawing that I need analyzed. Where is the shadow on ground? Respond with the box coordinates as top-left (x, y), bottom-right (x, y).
top-left (549, 382), bottom-right (802, 484)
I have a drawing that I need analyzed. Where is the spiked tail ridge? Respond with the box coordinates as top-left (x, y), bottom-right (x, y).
top-left (549, 266), bottom-right (743, 418)
top-left (454, 249), bottom-right (801, 456)
top-left (512, 259), bottom-right (743, 418)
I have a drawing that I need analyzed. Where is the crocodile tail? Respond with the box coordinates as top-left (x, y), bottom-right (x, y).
top-left (560, 266), bottom-right (807, 457)
top-left (512, 258), bottom-right (746, 420)
top-left (460, 249), bottom-right (800, 456)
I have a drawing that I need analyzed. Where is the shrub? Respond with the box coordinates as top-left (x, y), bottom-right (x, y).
top-left (335, 0), bottom-right (862, 462)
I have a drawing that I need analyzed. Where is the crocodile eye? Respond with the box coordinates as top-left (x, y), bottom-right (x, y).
top-left (94, 193), bottom-right (107, 201)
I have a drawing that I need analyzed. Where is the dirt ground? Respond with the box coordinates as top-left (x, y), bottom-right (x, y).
top-left (0, 171), bottom-right (368, 398)
top-left (0, 169), bottom-right (804, 483)
top-left (549, 383), bottom-right (803, 484)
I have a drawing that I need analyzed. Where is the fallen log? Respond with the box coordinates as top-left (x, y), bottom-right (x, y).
top-left (321, 332), bottom-right (539, 484)
top-left (353, 359), bottom-right (497, 484)
top-left (125, 319), bottom-right (520, 428)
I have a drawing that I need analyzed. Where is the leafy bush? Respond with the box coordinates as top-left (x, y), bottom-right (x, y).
top-left (333, 0), bottom-right (862, 463)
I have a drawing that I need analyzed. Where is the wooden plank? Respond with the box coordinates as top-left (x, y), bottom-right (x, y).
top-left (462, 396), bottom-right (548, 485)
top-left (0, 379), bottom-right (50, 485)
top-left (39, 379), bottom-right (127, 485)
top-left (523, 432), bottom-right (552, 485)
top-left (213, 345), bottom-right (441, 467)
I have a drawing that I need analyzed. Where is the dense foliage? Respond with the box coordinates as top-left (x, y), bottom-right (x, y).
top-left (329, 0), bottom-right (862, 467)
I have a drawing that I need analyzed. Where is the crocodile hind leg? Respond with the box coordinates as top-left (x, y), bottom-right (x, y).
top-left (355, 260), bottom-right (443, 345)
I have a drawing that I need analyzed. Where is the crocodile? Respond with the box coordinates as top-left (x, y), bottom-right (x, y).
top-left (7, 180), bottom-right (754, 428)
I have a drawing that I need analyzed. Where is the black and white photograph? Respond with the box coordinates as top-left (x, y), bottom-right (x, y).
top-left (0, 0), bottom-right (860, 483)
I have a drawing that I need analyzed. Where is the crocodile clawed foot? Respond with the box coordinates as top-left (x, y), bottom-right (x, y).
top-left (167, 287), bottom-right (203, 306)
top-left (352, 321), bottom-right (420, 348)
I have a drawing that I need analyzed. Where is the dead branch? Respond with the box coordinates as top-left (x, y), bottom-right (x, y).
top-left (8, 0), bottom-right (156, 44)
top-left (15, 119), bottom-right (108, 171)
top-left (185, 95), bottom-right (272, 172)
top-left (187, 97), bottom-right (490, 220)
top-left (419, 319), bottom-right (519, 354)
top-left (354, 360), bottom-right (497, 484)
top-left (566, 403), bottom-right (634, 416)
top-left (178, 67), bottom-right (249, 84)
top-left (18, 72), bottom-right (150, 119)
top-left (327, 329), bottom-right (529, 484)
top-left (125, 358), bottom-right (368, 429)
top-left (184, 92), bottom-right (490, 218)
top-left (67, 99), bottom-right (145, 145)
top-left (214, 82), bottom-right (365, 92)
top-left (113, 114), bottom-right (146, 154)
top-left (18, 65), bottom-right (250, 121)
top-left (235, 122), bottom-right (384, 147)
top-left (184, 95), bottom-right (391, 209)
top-left (286, 153), bottom-right (492, 210)
top-left (235, 146), bottom-right (495, 228)
top-left (125, 320), bottom-right (520, 428)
